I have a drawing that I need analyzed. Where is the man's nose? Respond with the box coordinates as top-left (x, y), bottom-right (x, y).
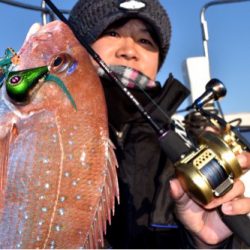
top-left (115, 38), bottom-right (138, 60)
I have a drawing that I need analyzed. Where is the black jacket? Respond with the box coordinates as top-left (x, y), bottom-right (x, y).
top-left (103, 74), bottom-right (191, 248)
top-left (102, 74), bottom-right (248, 249)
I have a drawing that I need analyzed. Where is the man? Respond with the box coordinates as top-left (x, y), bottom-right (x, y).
top-left (69, 0), bottom-right (250, 248)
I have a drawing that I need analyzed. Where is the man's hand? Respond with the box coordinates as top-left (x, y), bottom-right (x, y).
top-left (170, 151), bottom-right (250, 247)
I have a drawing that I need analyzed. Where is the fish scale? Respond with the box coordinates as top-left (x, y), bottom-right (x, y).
top-left (0, 20), bottom-right (119, 249)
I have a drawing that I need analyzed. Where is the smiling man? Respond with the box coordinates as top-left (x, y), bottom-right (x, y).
top-left (69, 0), bottom-right (250, 248)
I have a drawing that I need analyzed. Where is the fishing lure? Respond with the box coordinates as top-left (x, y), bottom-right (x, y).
top-left (0, 48), bottom-right (20, 86)
top-left (5, 53), bottom-right (77, 109)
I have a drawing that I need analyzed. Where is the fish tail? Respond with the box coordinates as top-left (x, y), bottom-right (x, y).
top-left (45, 74), bottom-right (77, 110)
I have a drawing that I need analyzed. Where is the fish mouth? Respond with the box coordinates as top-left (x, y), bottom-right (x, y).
top-left (5, 52), bottom-right (77, 107)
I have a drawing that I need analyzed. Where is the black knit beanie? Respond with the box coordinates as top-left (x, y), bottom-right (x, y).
top-left (69, 0), bottom-right (171, 69)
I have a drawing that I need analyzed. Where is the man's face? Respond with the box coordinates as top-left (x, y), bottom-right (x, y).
top-left (91, 19), bottom-right (160, 81)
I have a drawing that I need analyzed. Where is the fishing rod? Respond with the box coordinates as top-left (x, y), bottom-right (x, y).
top-left (44, 0), bottom-right (250, 246)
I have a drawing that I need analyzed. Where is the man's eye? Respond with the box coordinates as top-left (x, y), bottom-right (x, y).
top-left (103, 30), bottom-right (119, 37)
top-left (140, 38), bottom-right (153, 46)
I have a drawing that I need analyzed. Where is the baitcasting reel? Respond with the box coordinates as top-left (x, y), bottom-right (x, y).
top-left (175, 127), bottom-right (246, 205)
top-left (174, 79), bottom-right (249, 205)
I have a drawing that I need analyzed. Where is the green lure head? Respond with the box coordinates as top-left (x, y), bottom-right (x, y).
top-left (5, 52), bottom-right (77, 109)
top-left (6, 66), bottom-right (48, 103)
top-left (6, 66), bottom-right (77, 109)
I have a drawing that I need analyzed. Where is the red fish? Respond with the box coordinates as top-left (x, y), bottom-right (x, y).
top-left (0, 20), bottom-right (119, 249)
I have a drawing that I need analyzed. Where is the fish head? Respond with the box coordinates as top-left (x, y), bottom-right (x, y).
top-left (3, 20), bottom-right (103, 115)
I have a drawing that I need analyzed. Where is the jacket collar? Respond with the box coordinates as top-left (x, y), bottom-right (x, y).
top-left (102, 73), bottom-right (190, 132)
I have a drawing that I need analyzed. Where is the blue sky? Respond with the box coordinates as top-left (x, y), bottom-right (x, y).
top-left (0, 0), bottom-right (249, 114)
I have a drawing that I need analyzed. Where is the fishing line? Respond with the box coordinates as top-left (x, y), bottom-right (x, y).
top-left (200, 159), bottom-right (228, 189)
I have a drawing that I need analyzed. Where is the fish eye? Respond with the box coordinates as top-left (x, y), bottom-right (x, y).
top-left (49, 53), bottom-right (74, 73)
top-left (53, 56), bottom-right (63, 67)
